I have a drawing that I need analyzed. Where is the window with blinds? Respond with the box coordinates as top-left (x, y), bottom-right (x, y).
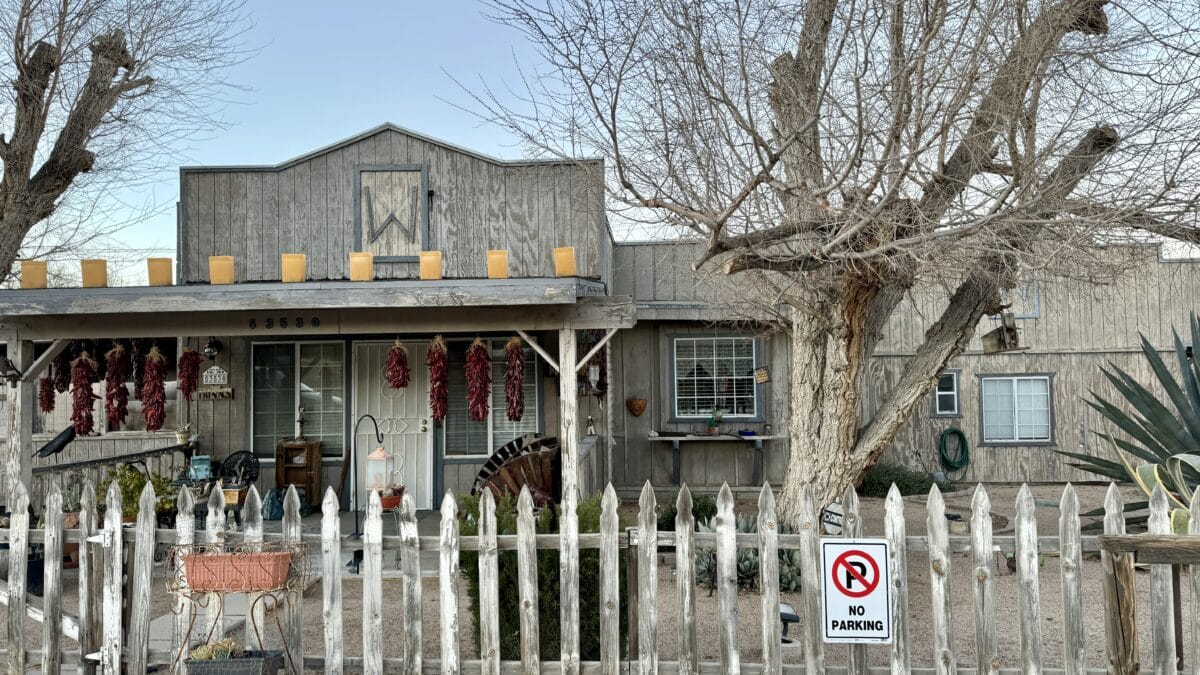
top-left (672, 336), bottom-right (758, 418)
top-left (251, 342), bottom-right (345, 456)
top-left (443, 339), bottom-right (538, 456)
top-left (981, 375), bottom-right (1052, 443)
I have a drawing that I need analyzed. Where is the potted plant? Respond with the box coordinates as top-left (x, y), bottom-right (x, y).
top-left (173, 423), bottom-right (192, 446)
top-left (707, 408), bottom-right (724, 436)
top-left (379, 483), bottom-right (406, 510)
top-left (184, 638), bottom-right (284, 674)
top-left (97, 464), bottom-right (178, 523)
top-left (183, 546), bottom-right (292, 592)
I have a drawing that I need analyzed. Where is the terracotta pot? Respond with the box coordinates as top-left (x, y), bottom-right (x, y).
top-left (625, 398), bottom-right (647, 417)
top-left (183, 551), bottom-right (291, 592)
top-left (379, 486), bottom-right (406, 510)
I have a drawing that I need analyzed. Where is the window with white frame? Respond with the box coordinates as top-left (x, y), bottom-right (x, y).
top-left (932, 371), bottom-right (960, 417)
top-left (252, 342), bottom-right (345, 457)
top-left (443, 339), bottom-right (539, 456)
top-left (981, 375), bottom-right (1052, 443)
top-left (673, 336), bottom-right (758, 418)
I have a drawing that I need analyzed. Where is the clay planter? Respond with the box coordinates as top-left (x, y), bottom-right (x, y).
top-left (625, 398), bottom-right (647, 417)
top-left (183, 551), bottom-right (291, 592)
top-left (379, 486), bottom-right (406, 510)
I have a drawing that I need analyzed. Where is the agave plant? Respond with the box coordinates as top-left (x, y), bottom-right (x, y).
top-left (1060, 313), bottom-right (1200, 532)
top-left (694, 513), bottom-right (803, 593)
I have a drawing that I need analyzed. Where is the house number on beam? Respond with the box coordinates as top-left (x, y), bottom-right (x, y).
top-left (248, 316), bottom-right (322, 330)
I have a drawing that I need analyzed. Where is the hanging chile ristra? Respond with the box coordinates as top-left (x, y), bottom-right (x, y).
top-left (504, 336), bottom-right (525, 422)
top-left (386, 340), bottom-right (411, 389)
top-left (104, 342), bottom-right (131, 430)
top-left (131, 340), bottom-right (145, 400)
top-left (177, 347), bottom-right (202, 401)
top-left (466, 338), bottom-right (492, 421)
top-left (427, 335), bottom-right (449, 421)
top-left (38, 374), bottom-right (55, 414)
top-left (142, 346), bottom-right (167, 432)
top-left (70, 352), bottom-right (99, 435)
top-left (52, 347), bottom-right (72, 394)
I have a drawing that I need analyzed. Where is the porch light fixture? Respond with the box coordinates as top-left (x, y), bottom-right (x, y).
top-left (203, 338), bottom-right (223, 361)
top-left (365, 445), bottom-right (394, 492)
top-left (0, 357), bottom-right (21, 386)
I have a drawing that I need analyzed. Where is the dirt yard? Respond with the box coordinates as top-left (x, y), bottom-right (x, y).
top-left (0, 483), bottom-right (1186, 671)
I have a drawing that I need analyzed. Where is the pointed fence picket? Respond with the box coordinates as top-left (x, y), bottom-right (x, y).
top-left (2, 479), bottom-right (1197, 673)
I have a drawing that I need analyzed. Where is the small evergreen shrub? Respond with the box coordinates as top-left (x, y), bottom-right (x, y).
top-left (459, 492), bottom-right (628, 662)
top-left (858, 463), bottom-right (953, 498)
top-left (656, 492), bottom-right (718, 531)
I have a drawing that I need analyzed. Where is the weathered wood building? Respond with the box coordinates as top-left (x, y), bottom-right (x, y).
top-left (0, 124), bottom-right (1191, 513)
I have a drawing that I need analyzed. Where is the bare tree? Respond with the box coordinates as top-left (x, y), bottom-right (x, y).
top-left (472, 0), bottom-right (1200, 513)
top-left (0, 0), bottom-right (247, 277)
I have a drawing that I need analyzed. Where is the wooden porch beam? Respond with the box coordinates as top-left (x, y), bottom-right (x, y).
top-left (575, 328), bottom-right (618, 373)
top-left (3, 338), bottom-right (33, 506)
top-left (19, 339), bottom-right (68, 383)
top-left (515, 329), bottom-right (559, 373)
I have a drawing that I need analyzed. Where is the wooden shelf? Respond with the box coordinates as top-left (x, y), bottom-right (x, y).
top-left (275, 438), bottom-right (321, 507)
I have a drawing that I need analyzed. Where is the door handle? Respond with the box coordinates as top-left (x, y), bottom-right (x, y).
top-left (420, 419), bottom-right (428, 433)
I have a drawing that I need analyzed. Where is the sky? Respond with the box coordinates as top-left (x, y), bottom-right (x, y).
top-left (110, 0), bottom-right (534, 261)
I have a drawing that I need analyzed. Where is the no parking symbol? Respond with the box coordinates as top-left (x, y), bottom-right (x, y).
top-left (820, 540), bottom-right (892, 644)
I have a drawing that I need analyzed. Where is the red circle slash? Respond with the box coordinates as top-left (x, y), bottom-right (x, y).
top-left (831, 550), bottom-right (880, 598)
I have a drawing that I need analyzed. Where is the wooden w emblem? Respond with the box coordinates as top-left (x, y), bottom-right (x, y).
top-left (363, 184), bottom-right (420, 244)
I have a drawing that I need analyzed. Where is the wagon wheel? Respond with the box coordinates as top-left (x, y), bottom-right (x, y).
top-left (480, 446), bottom-right (561, 506)
top-left (471, 433), bottom-right (559, 495)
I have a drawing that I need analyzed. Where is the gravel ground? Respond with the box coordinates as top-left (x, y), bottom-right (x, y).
top-left (0, 483), bottom-right (1185, 672)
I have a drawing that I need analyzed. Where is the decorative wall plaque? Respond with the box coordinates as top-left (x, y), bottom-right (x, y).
top-left (202, 366), bottom-right (229, 386)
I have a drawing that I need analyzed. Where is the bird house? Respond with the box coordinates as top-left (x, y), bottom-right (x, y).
top-left (981, 312), bottom-right (1024, 354)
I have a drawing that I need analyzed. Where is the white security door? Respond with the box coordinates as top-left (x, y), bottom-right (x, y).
top-left (352, 342), bottom-right (434, 510)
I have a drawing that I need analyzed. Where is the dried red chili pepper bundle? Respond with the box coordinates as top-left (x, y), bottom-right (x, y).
top-left (131, 340), bottom-right (144, 400)
top-left (70, 352), bottom-right (99, 435)
top-left (427, 335), bottom-right (449, 421)
top-left (177, 347), bottom-right (202, 401)
top-left (142, 346), bottom-right (167, 432)
top-left (38, 375), bottom-right (55, 414)
top-left (52, 347), bottom-right (71, 393)
top-left (104, 343), bottom-right (131, 430)
top-left (466, 338), bottom-right (491, 421)
top-left (386, 340), bottom-right (411, 389)
top-left (504, 336), bottom-right (525, 422)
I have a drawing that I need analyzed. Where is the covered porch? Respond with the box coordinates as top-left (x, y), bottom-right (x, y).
top-left (0, 277), bottom-right (634, 516)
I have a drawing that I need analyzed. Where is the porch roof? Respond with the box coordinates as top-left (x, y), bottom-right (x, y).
top-left (0, 277), bottom-right (634, 339)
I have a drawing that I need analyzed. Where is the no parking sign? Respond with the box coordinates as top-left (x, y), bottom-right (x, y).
top-left (820, 539), bottom-right (892, 644)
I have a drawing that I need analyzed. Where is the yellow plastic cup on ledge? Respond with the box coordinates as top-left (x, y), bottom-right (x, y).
top-left (487, 249), bottom-right (509, 279)
top-left (349, 252), bottom-right (374, 281)
top-left (20, 260), bottom-right (47, 289)
top-left (208, 256), bottom-right (234, 285)
top-left (419, 251), bottom-right (443, 280)
top-left (282, 254), bottom-right (306, 283)
top-left (81, 259), bottom-right (107, 288)
top-left (553, 246), bottom-right (577, 277)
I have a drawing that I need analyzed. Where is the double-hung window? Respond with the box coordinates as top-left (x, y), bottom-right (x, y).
top-left (672, 336), bottom-right (758, 418)
top-left (980, 375), bottom-right (1053, 443)
top-left (252, 342), bottom-right (345, 457)
top-left (932, 371), bottom-right (960, 417)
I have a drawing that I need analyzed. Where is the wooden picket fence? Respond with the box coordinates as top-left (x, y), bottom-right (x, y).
top-left (0, 477), bottom-right (1194, 674)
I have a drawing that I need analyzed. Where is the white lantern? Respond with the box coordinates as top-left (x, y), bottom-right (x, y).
top-left (365, 445), bottom-right (393, 492)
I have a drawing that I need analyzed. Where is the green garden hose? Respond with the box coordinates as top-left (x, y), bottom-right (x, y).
top-left (938, 427), bottom-right (970, 474)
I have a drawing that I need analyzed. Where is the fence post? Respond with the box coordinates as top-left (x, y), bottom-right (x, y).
top-left (6, 481), bottom-right (29, 674)
top-left (715, 484), bottom-right (739, 675)
top-left (101, 480), bottom-right (124, 675)
top-left (439, 491), bottom-right (460, 675)
top-left (637, 481), bottom-right (658, 675)
top-left (127, 483), bottom-right (157, 674)
top-left (1102, 483), bottom-right (1138, 675)
top-left (78, 481), bottom-right (100, 675)
top-left (172, 486), bottom-right (195, 674)
top-left (625, 526), bottom-right (639, 664)
top-left (41, 484), bottom-right (63, 675)
top-left (362, 491), bottom-right (383, 675)
top-left (797, 484), bottom-right (824, 675)
top-left (675, 485), bottom-right (695, 675)
top-left (478, 490), bottom-right (500, 675)
top-left (970, 485), bottom-right (997, 675)
top-left (1015, 485), bottom-right (1043, 673)
top-left (600, 485), bottom-right (621, 675)
top-left (926, 485), bottom-right (956, 675)
top-left (399, 492), bottom-right (422, 675)
top-left (320, 487), bottom-right (343, 675)
top-left (516, 487), bottom-right (539, 675)
top-left (560, 485), bottom-right (580, 675)
top-left (281, 486), bottom-right (303, 674)
top-left (203, 487), bottom-right (226, 642)
top-left (1060, 484), bottom-right (1085, 675)
top-left (759, 484), bottom-right (780, 675)
top-left (885, 485), bottom-right (910, 674)
top-left (242, 487), bottom-right (265, 652)
top-left (1148, 486), bottom-right (1177, 675)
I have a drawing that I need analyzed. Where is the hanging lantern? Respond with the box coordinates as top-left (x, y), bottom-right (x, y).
top-left (365, 445), bottom-right (394, 492)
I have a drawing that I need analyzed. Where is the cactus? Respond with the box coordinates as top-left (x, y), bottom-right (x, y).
top-left (693, 514), bottom-right (803, 593)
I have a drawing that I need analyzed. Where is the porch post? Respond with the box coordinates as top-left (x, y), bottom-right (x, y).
top-left (558, 328), bottom-right (578, 492)
top-left (4, 338), bottom-right (34, 508)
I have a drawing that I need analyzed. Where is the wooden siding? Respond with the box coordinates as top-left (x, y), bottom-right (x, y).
top-left (180, 126), bottom-right (607, 283)
top-left (609, 322), bottom-right (790, 491)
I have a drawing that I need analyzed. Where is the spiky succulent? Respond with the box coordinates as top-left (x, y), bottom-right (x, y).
top-left (693, 513), bottom-right (802, 593)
